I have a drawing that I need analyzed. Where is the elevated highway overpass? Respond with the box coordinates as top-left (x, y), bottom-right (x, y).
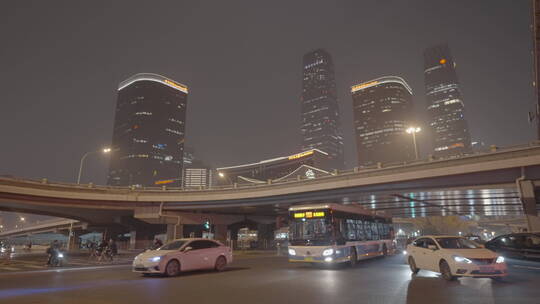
top-left (1, 143), bottom-right (540, 238)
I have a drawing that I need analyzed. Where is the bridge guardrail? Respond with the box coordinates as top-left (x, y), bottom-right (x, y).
top-left (1, 141), bottom-right (540, 194)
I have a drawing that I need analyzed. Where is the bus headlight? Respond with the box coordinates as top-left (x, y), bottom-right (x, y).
top-left (495, 256), bottom-right (505, 264)
top-left (322, 248), bottom-right (334, 256)
top-left (288, 248), bottom-right (296, 256)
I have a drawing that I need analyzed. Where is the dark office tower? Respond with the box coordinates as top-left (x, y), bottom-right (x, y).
top-left (424, 44), bottom-right (472, 156)
top-left (533, 0), bottom-right (540, 139)
top-left (107, 73), bottom-right (188, 187)
top-left (351, 76), bottom-right (415, 166)
top-left (301, 49), bottom-right (344, 169)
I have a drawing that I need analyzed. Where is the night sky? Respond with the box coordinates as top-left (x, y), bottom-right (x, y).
top-left (0, 1), bottom-right (535, 190)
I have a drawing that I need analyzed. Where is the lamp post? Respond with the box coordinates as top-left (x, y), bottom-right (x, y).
top-left (406, 127), bottom-right (421, 160)
top-left (77, 148), bottom-right (112, 184)
top-left (218, 172), bottom-right (233, 186)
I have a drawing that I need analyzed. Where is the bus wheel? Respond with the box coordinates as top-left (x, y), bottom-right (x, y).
top-left (382, 244), bottom-right (388, 257)
top-left (349, 247), bottom-right (357, 267)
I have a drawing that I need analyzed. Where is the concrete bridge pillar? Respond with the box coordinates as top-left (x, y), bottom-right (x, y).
top-left (517, 180), bottom-right (540, 232)
top-left (166, 224), bottom-right (184, 242)
top-left (67, 230), bottom-right (82, 252)
top-left (214, 224), bottom-right (228, 243)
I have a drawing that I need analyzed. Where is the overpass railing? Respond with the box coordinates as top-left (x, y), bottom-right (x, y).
top-left (2, 141), bottom-right (540, 194)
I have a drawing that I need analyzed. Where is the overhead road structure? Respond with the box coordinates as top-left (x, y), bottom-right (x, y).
top-left (0, 143), bottom-right (539, 231)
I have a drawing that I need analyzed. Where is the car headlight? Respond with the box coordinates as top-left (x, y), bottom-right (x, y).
top-left (150, 256), bottom-right (163, 262)
top-left (322, 248), bottom-right (334, 256)
top-left (288, 248), bottom-right (296, 256)
top-left (453, 256), bottom-right (472, 264)
top-left (495, 256), bottom-right (505, 264)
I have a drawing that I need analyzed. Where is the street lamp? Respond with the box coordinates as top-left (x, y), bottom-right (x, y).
top-left (77, 147), bottom-right (113, 184)
top-left (406, 127), bottom-right (421, 160)
top-left (218, 172), bottom-right (233, 185)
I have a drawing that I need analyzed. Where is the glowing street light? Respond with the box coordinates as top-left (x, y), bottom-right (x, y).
top-left (77, 147), bottom-right (114, 184)
top-left (218, 172), bottom-right (233, 185)
top-left (406, 127), bottom-right (421, 160)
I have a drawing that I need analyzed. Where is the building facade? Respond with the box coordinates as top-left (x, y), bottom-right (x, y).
top-left (216, 149), bottom-right (331, 185)
top-left (107, 73), bottom-right (188, 187)
top-left (183, 168), bottom-right (212, 188)
top-left (351, 76), bottom-right (415, 166)
top-left (424, 44), bottom-right (472, 156)
top-left (533, 0), bottom-right (540, 139)
top-left (301, 49), bottom-right (344, 169)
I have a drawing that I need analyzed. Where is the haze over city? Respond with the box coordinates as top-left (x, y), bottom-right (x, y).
top-left (0, 1), bottom-right (535, 185)
top-left (1, 1), bottom-right (540, 303)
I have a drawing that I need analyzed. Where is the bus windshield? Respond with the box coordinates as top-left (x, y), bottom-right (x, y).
top-left (289, 218), bottom-right (333, 246)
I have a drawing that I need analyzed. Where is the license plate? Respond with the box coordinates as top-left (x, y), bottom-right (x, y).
top-left (479, 266), bottom-right (494, 273)
top-left (304, 257), bottom-right (314, 262)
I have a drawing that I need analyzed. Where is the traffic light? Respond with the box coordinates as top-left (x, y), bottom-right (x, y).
top-left (203, 219), bottom-right (210, 230)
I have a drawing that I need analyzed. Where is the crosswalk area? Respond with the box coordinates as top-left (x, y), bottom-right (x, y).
top-left (0, 255), bottom-right (135, 273)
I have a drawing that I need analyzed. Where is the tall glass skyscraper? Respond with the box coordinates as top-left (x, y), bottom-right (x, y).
top-left (107, 73), bottom-right (188, 187)
top-left (424, 44), bottom-right (472, 156)
top-left (351, 76), bottom-right (415, 166)
top-left (532, 0), bottom-right (540, 139)
top-left (301, 49), bottom-right (344, 169)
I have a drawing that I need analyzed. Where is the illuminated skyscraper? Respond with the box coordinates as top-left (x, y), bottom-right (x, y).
top-left (301, 49), bottom-right (344, 169)
top-left (107, 73), bottom-right (188, 187)
top-left (532, 0), bottom-right (540, 139)
top-left (351, 76), bottom-right (415, 166)
top-left (424, 44), bottom-right (472, 156)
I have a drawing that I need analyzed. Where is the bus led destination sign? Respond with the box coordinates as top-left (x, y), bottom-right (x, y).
top-left (293, 211), bottom-right (325, 219)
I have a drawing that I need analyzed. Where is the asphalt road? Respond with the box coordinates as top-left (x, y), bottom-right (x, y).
top-left (1, 254), bottom-right (539, 304)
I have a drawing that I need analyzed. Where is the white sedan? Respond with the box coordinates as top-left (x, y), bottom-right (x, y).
top-left (132, 238), bottom-right (233, 276)
top-left (405, 235), bottom-right (507, 281)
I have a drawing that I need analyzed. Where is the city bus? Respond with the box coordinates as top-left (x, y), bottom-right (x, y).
top-left (287, 203), bottom-right (394, 265)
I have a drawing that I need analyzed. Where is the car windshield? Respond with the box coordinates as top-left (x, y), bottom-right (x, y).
top-left (158, 240), bottom-right (187, 251)
top-left (436, 237), bottom-right (481, 249)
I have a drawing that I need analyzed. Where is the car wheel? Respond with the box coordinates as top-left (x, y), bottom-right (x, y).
top-left (440, 260), bottom-right (456, 281)
top-left (165, 260), bottom-right (180, 277)
top-left (214, 256), bottom-right (227, 272)
top-left (349, 247), bottom-right (357, 267)
top-left (408, 256), bottom-right (419, 274)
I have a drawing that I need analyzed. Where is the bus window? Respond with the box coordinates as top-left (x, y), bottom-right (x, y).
top-left (356, 220), bottom-right (366, 241)
top-left (371, 222), bottom-right (379, 240)
top-left (346, 219), bottom-right (356, 240)
top-left (364, 221), bottom-right (373, 240)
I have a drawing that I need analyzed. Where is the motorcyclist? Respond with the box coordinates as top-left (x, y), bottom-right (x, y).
top-left (46, 240), bottom-right (60, 266)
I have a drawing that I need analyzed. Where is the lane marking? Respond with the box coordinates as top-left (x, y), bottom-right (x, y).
top-left (23, 265), bottom-right (46, 269)
top-left (0, 267), bottom-right (21, 271)
top-left (0, 264), bottom-right (131, 276)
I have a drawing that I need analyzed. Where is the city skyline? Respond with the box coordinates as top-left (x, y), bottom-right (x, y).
top-left (0, 1), bottom-right (534, 188)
